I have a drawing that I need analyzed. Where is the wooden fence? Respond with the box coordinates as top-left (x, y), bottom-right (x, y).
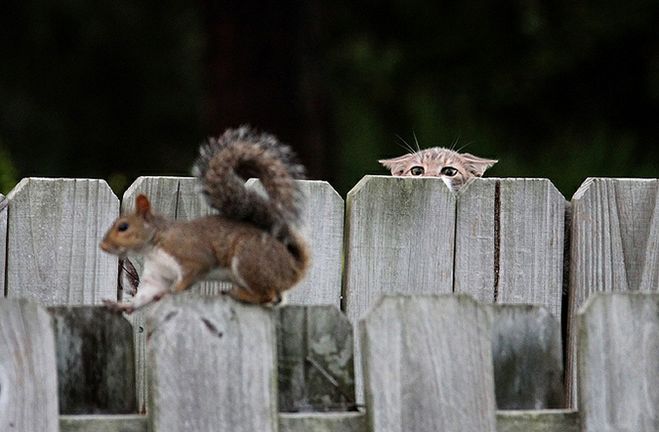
top-left (1, 175), bottom-right (658, 431)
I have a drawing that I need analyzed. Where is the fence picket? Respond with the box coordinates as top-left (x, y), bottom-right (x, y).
top-left (286, 180), bottom-right (344, 306)
top-left (454, 178), bottom-right (497, 303)
top-left (49, 306), bottom-right (136, 414)
top-left (497, 179), bottom-right (565, 321)
top-left (344, 176), bottom-right (456, 319)
top-left (567, 178), bottom-right (659, 404)
top-left (360, 294), bottom-right (497, 432)
top-left (0, 299), bottom-right (59, 432)
top-left (578, 293), bottom-right (659, 431)
top-left (5, 178), bottom-right (118, 305)
top-left (147, 294), bottom-right (278, 432)
top-left (455, 179), bottom-right (565, 322)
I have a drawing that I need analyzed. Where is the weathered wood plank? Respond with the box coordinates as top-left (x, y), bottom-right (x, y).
top-left (497, 179), bottom-right (565, 322)
top-left (59, 415), bottom-right (147, 432)
top-left (0, 299), bottom-right (59, 432)
top-left (577, 293), bottom-right (659, 432)
top-left (286, 180), bottom-right (344, 306)
top-left (567, 178), bottom-right (659, 404)
top-left (277, 305), bottom-right (355, 412)
top-left (5, 178), bottom-right (119, 305)
top-left (455, 179), bottom-right (565, 323)
top-left (488, 305), bottom-right (563, 409)
top-left (279, 412), bottom-right (367, 432)
top-left (147, 294), bottom-right (278, 432)
top-left (57, 410), bottom-right (583, 432)
top-left (49, 306), bottom-right (136, 414)
top-left (344, 176), bottom-right (455, 401)
top-left (496, 410), bottom-right (579, 432)
top-left (361, 294), bottom-right (497, 432)
top-left (454, 178), bottom-right (497, 303)
top-left (344, 176), bottom-right (456, 320)
top-left (0, 194), bottom-right (6, 296)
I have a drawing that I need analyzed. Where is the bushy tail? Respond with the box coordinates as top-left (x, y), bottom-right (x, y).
top-left (192, 126), bottom-right (306, 245)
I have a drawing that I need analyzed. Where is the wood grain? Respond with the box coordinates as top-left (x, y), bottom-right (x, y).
top-left (577, 293), bottom-right (659, 432)
top-left (567, 178), bottom-right (659, 405)
top-left (5, 178), bottom-right (119, 305)
top-left (360, 294), bottom-right (496, 432)
top-left (277, 305), bottom-right (355, 412)
top-left (488, 304), bottom-right (563, 409)
top-left (497, 179), bottom-right (565, 323)
top-left (344, 176), bottom-right (456, 402)
top-left (286, 180), bottom-right (344, 306)
top-left (454, 178), bottom-right (497, 303)
top-left (344, 177), bottom-right (456, 324)
top-left (49, 306), bottom-right (136, 414)
top-left (0, 299), bottom-right (59, 432)
top-left (147, 294), bottom-right (278, 432)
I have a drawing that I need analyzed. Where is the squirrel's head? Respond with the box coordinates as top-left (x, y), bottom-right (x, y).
top-left (100, 194), bottom-right (158, 256)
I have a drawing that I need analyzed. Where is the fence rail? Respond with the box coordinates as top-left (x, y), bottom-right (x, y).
top-left (1, 175), bottom-right (658, 431)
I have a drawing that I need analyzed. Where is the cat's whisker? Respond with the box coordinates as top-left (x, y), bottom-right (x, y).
top-left (455, 141), bottom-right (474, 153)
top-left (412, 130), bottom-right (421, 153)
top-left (450, 134), bottom-right (462, 151)
top-left (395, 134), bottom-right (417, 155)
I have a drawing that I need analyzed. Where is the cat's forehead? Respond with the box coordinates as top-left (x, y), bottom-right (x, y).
top-left (418, 147), bottom-right (462, 164)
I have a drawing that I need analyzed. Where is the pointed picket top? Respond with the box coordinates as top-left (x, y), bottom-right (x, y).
top-left (360, 294), bottom-right (496, 432)
top-left (147, 294), bottom-right (278, 432)
top-left (344, 176), bottom-right (456, 321)
top-left (567, 178), bottom-right (659, 404)
top-left (5, 178), bottom-right (119, 305)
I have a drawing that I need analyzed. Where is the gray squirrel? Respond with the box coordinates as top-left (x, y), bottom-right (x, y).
top-left (101, 127), bottom-right (310, 313)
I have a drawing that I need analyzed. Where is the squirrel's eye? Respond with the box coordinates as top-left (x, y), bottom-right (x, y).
top-left (441, 166), bottom-right (458, 177)
top-left (117, 222), bottom-right (129, 232)
top-left (410, 166), bottom-right (424, 176)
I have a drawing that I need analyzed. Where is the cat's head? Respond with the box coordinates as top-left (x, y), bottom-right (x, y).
top-left (379, 147), bottom-right (497, 191)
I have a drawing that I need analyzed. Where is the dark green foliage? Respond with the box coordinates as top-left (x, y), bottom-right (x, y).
top-left (1, 1), bottom-right (658, 197)
top-left (0, 0), bottom-right (204, 193)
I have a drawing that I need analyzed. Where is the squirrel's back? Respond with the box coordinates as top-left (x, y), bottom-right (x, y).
top-left (192, 126), bottom-right (306, 246)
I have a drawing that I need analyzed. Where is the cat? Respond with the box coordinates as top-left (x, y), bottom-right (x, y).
top-left (379, 146), bottom-right (497, 191)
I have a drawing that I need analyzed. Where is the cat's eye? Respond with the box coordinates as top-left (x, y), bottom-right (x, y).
top-left (441, 166), bottom-right (458, 177)
top-left (117, 222), bottom-right (129, 232)
top-left (410, 166), bottom-right (425, 176)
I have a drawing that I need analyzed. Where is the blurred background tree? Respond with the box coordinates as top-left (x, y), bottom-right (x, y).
top-left (1, 0), bottom-right (658, 197)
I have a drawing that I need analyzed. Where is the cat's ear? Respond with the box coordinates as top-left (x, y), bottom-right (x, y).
top-left (379, 154), bottom-right (413, 175)
top-left (461, 153), bottom-right (497, 177)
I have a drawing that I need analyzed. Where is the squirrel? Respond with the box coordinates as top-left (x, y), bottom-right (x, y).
top-left (100, 126), bottom-right (310, 314)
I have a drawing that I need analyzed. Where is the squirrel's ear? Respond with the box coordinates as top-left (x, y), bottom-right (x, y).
top-left (135, 194), bottom-right (152, 217)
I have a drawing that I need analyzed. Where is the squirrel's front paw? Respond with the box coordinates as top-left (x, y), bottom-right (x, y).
top-left (103, 299), bottom-right (135, 314)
